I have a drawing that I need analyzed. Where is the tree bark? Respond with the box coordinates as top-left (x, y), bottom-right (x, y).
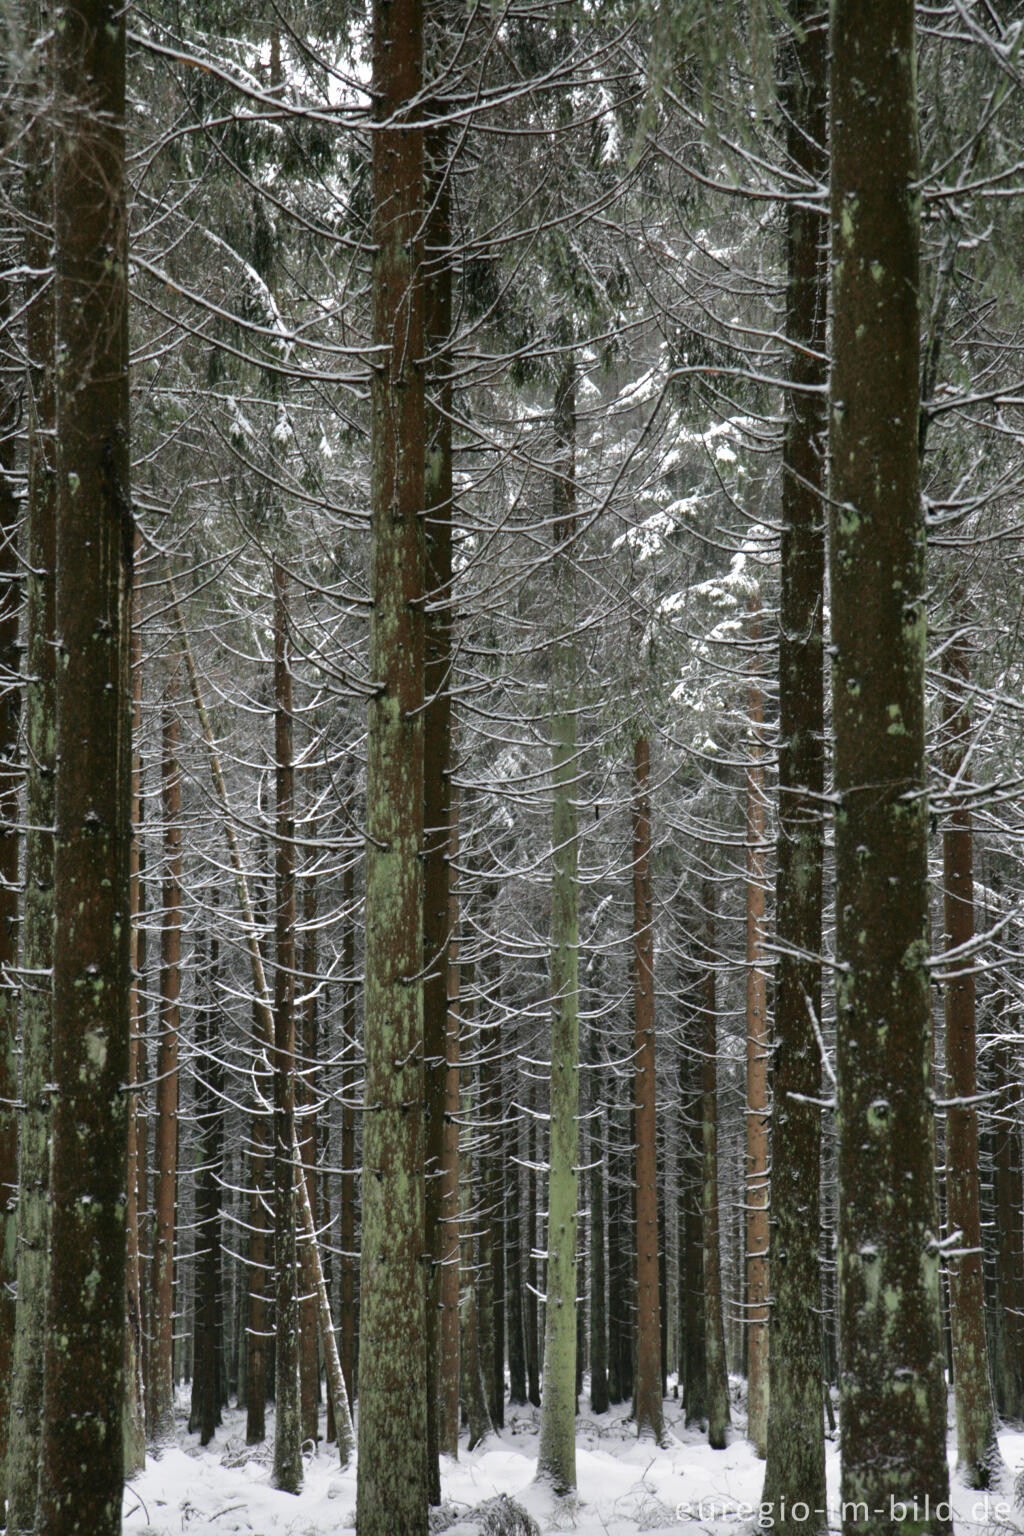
top-left (830, 4), bottom-right (951, 1530)
top-left (37, 0), bottom-right (133, 1521)
top-left (356, 0), bottom-right (428, 1521)
top-left (762, 2), bottom-right (828, 1523)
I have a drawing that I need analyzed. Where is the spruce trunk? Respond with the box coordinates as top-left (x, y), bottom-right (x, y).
top-left (762, 0), bottom-right (828, 1521)
top-left (536, 364), bottom-right (580, 1496)
top-left (356, 0), bottom-right (428, 1521)
top-left (37, 0), bottom-right (133, 1519)
top-left (830, 4), bottom-right (951, 1530)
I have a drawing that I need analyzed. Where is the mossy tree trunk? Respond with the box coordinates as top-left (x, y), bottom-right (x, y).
top-left (36, 0), bottom-right (133, 1522)
top-left (830, 4), bottom-right (951, 1531)
top-left (356, 0), bottom-right (428, 1522)
top-left (762, 1), bottom-right (828, 1524)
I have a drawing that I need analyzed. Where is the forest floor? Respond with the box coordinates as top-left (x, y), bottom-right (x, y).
top-left (125, 1386), bottom-right (1024, 1536)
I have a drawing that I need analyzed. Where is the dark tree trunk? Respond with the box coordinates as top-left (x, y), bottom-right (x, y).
top-left (830, 4), bottom-right (951, 1530)
top-left (680, 1030), bottom-right (706, 1429)
top-left (37, 0), bottom-right (133, 1521)
top-left (356, 0), bottom-right (428, 1521)
top-left (8, 41), bottom-right (56, 1513)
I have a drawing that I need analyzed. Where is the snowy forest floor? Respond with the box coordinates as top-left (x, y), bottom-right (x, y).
top-left (126, 1386), bottom-right (1024, 1536)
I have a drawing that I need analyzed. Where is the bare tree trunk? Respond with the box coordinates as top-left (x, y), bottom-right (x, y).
top-left (37, 0), bottom-right (133, 1519)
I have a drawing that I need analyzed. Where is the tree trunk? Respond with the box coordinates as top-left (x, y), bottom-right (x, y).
top-left (149, 699), bottom-right (182, 1444)
top-left (991, 1036), bottom-right (1024, 1420)
top-left (8, 33), bottom-right (56, 1517)
top-left (423, 99), bottom-right (455, 1506)
top-left (744, 601), bottom-right (769, 1458)
top-left (762, 1), bottom-right (828, 1523)
top-left (632, 732), bottom-right (663, 1442)
top-left (680, 1026), bottom-right (706, 1428)
top-left (589, 1022), bottom-right (609, 1415)
top-left (942, 626), bottom-right (1000, 1487)
top-left (700, 885), bottom-right (730, 1449)
top-left (830, 4), bottom-right (951, 1530)
top-left (124, 597), bottom-right (147, 1474)
top-left (356, 0), bottom-right (428, 1521)
top-left (439, 833), bottom-right (462, 1451)
top-left (272, 563), bottom-right (302, 1494)
top-left (340, 851), bottom-right (358, 1407)
top-left (37, 0), bottom-right (133, 1520)
top-left (190, 925), bottom-right (224, 1447)
top-left (537, 363), bottom-right (580, 1496)
top-left (0, 201), bottom-right (21, 1522)
top-left (299, 875), bottom-right (321, 1446)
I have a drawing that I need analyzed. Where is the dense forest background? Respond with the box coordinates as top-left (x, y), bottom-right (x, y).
top-left (3, 0), bottom-right (1024, 1533)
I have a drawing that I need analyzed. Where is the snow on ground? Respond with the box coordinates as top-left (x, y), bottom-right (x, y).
top-left (125, 1385), bottom-right (1024, 1536)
